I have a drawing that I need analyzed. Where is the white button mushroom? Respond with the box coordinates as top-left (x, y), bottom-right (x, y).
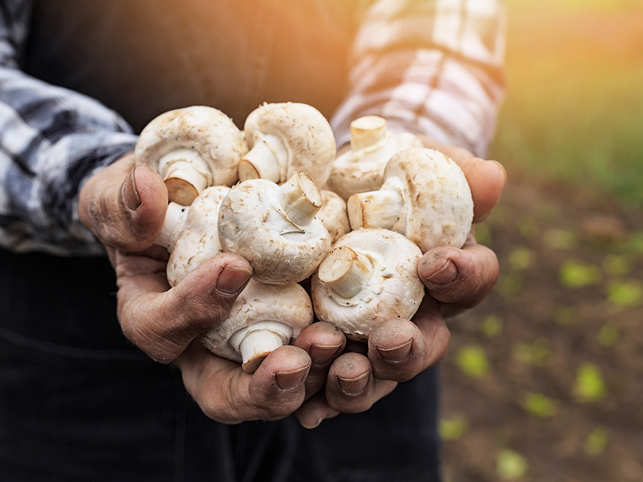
top-left (327, 116), bottom-right (422, 200)
top-left (347, 147), bottom-right (474, 252)
top-left (238, 102), bottom-right (336, 187)
top-left (155, 186), bottom-right (230, 287)
top-left (317, 190), bottom-right (350, 244)
top-left (312, 229), bottom-right (424, 340)
top-left (202, 279), bottom-right (313, 373)
top-left (136, 106), bottom-right (247, 206)
top-left (218, 172), bottom-right (332, 285)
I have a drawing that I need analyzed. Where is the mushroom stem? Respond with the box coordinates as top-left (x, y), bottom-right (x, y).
top-left (318, 246), bottom-right (372, 299)
top-left (347, 187), bottom-right (405, 231)
top-left (280, 173), bottom-right (322, 226)
top-left (156, 202), bottom-right (188, 250)
top-left (350, 116), bottom-right (387, 151)
top-left (159, 149), bottom-right (211, 205)
top-left (238, 135), bottom-right (285, 183)
top-left (229, 322), bottom-right (293, 373)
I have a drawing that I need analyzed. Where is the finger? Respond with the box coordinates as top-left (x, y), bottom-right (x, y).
top-left (117, 253), bottom-right (252, 363)
top-left (178, 343), bottom-right (311, 424)
top-left (79, 153), bottom-right (168, 252)
top-left (417, 243), bottom-right (499, 313)
top-left (325, 352), bottom-right (397, 414)
top-left (295, 394), bottom-right (340, 429)
top-left (293, 322), bottom-right (346, 400)
top-left (417, 136), bottom-right (506, 222)
top-left (368, 309), bottom-right (451, 382)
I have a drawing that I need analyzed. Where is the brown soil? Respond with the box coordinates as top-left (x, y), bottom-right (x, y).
top-left (439, 170), bottom-right (643, 482)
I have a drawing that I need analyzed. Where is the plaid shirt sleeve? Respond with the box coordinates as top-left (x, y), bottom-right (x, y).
top-left (332, 0), bottom-right (506, 157)
top-left (0, 0), bottom-right (137, 256)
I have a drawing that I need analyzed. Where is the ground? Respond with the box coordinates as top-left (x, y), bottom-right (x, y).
top-left (439, 171), bottom-right (642, 481)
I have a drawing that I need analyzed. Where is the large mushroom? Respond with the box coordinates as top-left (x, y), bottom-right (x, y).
top-left (218, 172), bottom-right (332, 285)
top-left (317, 190), bottom-right (350, 244)
top-left (202, 279), bottom-right (313, 373)
top-left (327, 116), bottom-right (421, 200)
top-left (136, 106), bottom-right (247, 205)
top-left (238, 102), bottom-right (336, 187)
top-left (155, 186), bottom-right (230, 287)
top-left (347, 147), bottom-right (473, 252)
top-left (312, 229), bottom-right (424, 340)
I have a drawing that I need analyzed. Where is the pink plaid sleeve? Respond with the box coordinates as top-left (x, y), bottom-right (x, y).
top-left (332, 0), bottom-right (506, 156)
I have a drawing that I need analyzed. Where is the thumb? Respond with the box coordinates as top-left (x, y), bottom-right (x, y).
top-left (79, 153), bottom-right (168, 252)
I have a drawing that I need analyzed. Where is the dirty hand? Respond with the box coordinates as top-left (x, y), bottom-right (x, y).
top-left (296, 139), bottom-right (507, 428)
top-left (78, 153), bottom-right (344, 423)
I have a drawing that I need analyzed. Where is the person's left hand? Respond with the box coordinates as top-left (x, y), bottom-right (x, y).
top-left (295, 140), bottom-right (507, 428)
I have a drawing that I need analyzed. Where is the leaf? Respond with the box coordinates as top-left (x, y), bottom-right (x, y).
top-left (553, 306), bottom-right (577, 325)
top-left (497, 449), bottom-right (528, 480)
top-left (439, 416), bottom-right (468, 441)
top-left (607, 280), bottom-right (642, 307)
top-left (584, 427), bottom-right (608, 456)
top-left (544, 228), bottom-right (577, 250)
top-left (560, 261), bottom-right (600, 288)
top-left (509, 247), bottom-right (533, 270)
top-left (455, 345), bottom-right (489, 378)
top-left (482, 315), bottom-right (503, 338)
top-left (513, 339), bottom-right (551, 366)
top-left (498, 272), bottom-right (523, 298)
top-left (521, 392), bottom-right (558, 418)
top-left (597, 323), bottom-right (620, 347)
top-left (602, 254), bottom-right (630, 276)
top-left (574, 363), bottom-right (606, 402)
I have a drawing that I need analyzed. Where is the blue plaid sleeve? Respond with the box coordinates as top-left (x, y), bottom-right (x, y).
top-left (0, 0), bottom-right (137, 255)
top-left (332, 0), bottom-right (506, 157)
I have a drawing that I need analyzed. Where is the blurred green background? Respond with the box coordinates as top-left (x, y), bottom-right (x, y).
top-left (440, 1), bottom-right (642, 481)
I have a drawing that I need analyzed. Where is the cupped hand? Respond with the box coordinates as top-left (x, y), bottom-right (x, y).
top-left (295, 139), bottom-right (506, 428)
top-left (78, 153), bottom-right (345, 423)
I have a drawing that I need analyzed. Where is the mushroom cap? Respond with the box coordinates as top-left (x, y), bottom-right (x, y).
top-left (135, 106), bottom-right (247, 187)
top-left (317, 190), bottom-right (350, 244)
top-left (328, 130), bottom-right (421, 200)
top-left (201, 280), bottom-right (313, 363)
top-left (312, 229), bottom-right (424, 340)
top-left (218, 178), bottom-right (331, 284)
top-left (243, 102), bottom-right (336, 185)
top-left (383, 147), bottom-right (473, 251)
top-left (166, 186), bottom-right (230, 286)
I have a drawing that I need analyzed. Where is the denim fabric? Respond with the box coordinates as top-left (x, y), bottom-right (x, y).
top-left (0, 248), bottom-right (440, 481)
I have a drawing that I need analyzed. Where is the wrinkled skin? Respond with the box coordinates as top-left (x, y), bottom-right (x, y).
top-left (78, 136), bottom-right (506, 426)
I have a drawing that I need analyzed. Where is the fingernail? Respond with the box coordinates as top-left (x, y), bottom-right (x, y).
top-left (275, 365), bottom-right (310, 390)
top-left (421, 259), bottom-right (458, 286)
top-left (337, 371), bottom-right (369, 397)
top-left (488, 160), bottom-right (507, 181)
top-left (309, 343), bottom-right (343, 367)
top-left (121, 167), bottom-right (141, 211)
top-left (376, 339), bottom-right (413, 364)
top-left (302, 417), bottom-right (323, 430)
top-left (215, 265), bottom-right (252, 296)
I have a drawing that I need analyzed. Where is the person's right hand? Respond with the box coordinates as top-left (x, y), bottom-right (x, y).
top-left (79, 153), bottom-right (344, 423)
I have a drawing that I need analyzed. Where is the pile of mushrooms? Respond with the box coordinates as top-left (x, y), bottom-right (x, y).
top-left (135, 107), bottom-right (473, 372)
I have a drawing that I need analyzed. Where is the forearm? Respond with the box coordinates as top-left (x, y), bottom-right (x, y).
top-left (0, 0), bottom-right (137, 255)
top-left (332, 0), bottom-right (506, 157)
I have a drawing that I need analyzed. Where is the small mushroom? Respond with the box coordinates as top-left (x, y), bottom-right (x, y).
top-left (218, 172), bottom-right (331, 284)
top-left (317, 190), bottom-right (350, 244)
top-left (347, 147), bottom-right (473, 251)
top-left (136, 106), bottom-right (247, 205)
top-left (312, 229), bottom-right (424, 340)
top-left (238, 102), bottom-right (336, 187)
top-left (327, 116), bottom-right (421, 200)
top-left (202, 279), bottom-right (313, 373)
top-left (155, 186), bottom-right (229, 287)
